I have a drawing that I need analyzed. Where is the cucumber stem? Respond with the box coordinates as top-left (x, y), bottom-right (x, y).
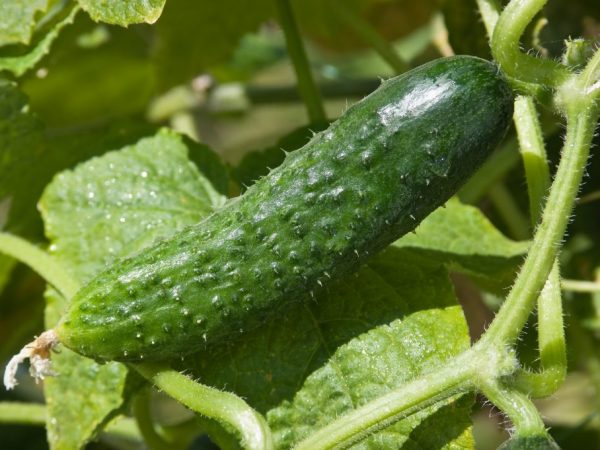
top-left (275, 0), bottom-right (326, 123)
top-left (0, 402), bottom-right (143, 441)
top-left (562, 279), bottom-right (600, 293)
top-left (0, 233), bottom-right (79, 300)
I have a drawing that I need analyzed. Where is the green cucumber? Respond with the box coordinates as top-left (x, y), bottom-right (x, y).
top-left (56, 56), bottom-right (513, 362)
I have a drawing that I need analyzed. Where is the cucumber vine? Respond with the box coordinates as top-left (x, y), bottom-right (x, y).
top-left (1, 0), bottom-right (600, 449)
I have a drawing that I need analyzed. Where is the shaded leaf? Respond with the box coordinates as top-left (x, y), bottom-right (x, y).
top-left (79, 0), bottom-right (165, 26)
top-left (0, 80), bottom-right (44, 233)
top-left (21, 13), bottom-right (154, 127)
top-left (153, 0), bottom-right (274, 89)
top-left (0, 5), bottom-right (79, 77)
top-left (442, 0), bottom-right (490, 58)
top-left (0, 261), bottom-right (45, 364)
top-left (0, 255), bottom-right (16, 295)
top-left (0, 0), bottom-right (48, 46)
top-left (394, 198), bottom-right (529, 288)
top-left (541, 0), bottom-right (600, 56)
top-left (296, 0), bottom-right (438, 52)
top-left (39, 129), bottom-right (227, 449)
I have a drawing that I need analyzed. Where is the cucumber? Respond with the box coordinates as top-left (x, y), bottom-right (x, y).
top-left (56, 56), bottom-right (513, 362)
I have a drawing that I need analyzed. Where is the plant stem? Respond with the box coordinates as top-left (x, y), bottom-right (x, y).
top-left (562, 279), bottom-right (600, 293)
top-left (295, 351), bottom-right (478, 450)
top-left (514, 96), bottom-right (550, 223)
top-left (491, 0), bottom-right (569, 89)
top-left (488, 182), bottom-right (530, 241)
top-left (479, 381), bottom-right (548, 436)
top-left (458, 137), bottom-right (520, 204)
top-left (334, 1), bottom-right (406, 73)
top-left (134, 363), bottom-right (273, 450)
top-left (275, 0), bottom-right (326, 123)
top-left (580, 46), bottom-right (600, 93)
top-left (475, 0), bottom-right (502, 37)
top-left (0, 402), bottom-right (142, 441)
top-left (512, 95), bottom-right (565, 397)
top-left (132, 389), bottom-right (174, 450)
top-left (0, 401), bottom-right (46, 425)
top-left (480, 100), bottom-right (599, 347)
top-left (0, 232), bottom-right (79, 300)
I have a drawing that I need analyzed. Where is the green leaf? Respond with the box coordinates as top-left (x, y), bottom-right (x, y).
top-left (0, 80), bottom-right (44, 221)
top-left (0, 0), bottom-right (48, 46)
top-left (4, 116), bottom-right (155, 238)
top-left (0, 5), bottom-right (79, 77)
top-left (39, 129), bottom-right (227, 450)
top-left (0, 255), bottom-right (16, 295)
top-left (295, 0), bottom-right (438, 52)
top-left (442, 0), bottom-right (491, 59)
top-left (20, 13), bottom-right (154, 127)
top-left (178, 248), bottom-right (472, 422)
top-left (153, 0), bottom-right (274, 89)
top-left (394, 198), bottom-right (529, 288)
top-left (78, 0), bottom-right (165, 26)
top-left (40, 128), bottom-right (226, 281)
top-left (268, 312), bottom-right (473, 449)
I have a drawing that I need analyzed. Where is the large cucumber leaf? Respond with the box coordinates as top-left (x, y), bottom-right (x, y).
top-left (395, 198), bottom-right (529, 288)
top-left (39, 129), bottom-right (227, 449)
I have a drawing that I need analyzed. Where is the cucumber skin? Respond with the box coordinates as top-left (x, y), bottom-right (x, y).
top-left (57, 56), bottom-right (513, 362)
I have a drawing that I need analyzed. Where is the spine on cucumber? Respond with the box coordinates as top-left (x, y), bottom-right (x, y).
top-left (56, 56), bottom-right (513, 362)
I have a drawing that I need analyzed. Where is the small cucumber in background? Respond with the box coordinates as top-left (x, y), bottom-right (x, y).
top-left (56, 56), bottom-right (513, 362)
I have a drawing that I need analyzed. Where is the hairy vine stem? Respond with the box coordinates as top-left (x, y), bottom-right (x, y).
top-left (491, 0), bottom-right (569, 89)
top-left (295, 350), bottom-right (486, 450)
top-left (480, 98), bottom-right (599, 346)
top-left (134, 363), bottom-right (273, 450)
top-left (511, 95), bottom-right (566, 398)
top-left (132, 388), bottom-right (174, 450)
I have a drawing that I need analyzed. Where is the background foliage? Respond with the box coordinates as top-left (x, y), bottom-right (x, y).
top-left (1, 0), bottom-right (599, 449)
